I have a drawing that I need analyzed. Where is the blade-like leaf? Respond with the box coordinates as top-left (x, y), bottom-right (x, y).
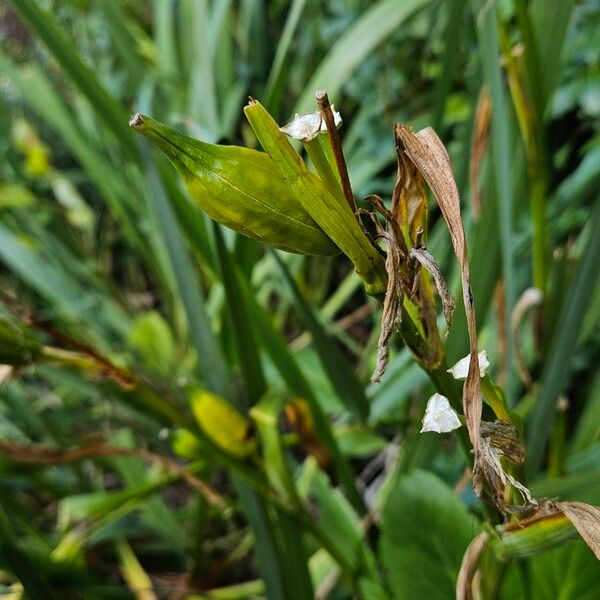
top-left (11, 0), bottom-right (136, 157)
top-left (527, 197), bottom-right (600, 474)
top-left (295, 0), bottom-right (431, 113)
top-left (380, 469), bottom-right (480, 599)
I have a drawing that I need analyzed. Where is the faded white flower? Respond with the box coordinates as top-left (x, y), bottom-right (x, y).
top-left (420, 393), bottom-right (462, 433)
top-left (279, 107), bottom-right (342, 142)
top-left (447, 349), bottom-right (490, 380)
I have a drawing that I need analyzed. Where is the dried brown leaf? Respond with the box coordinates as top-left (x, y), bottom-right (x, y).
top-left (393, 147), bottom-right (427, 245)
top-left (474, 433), bottom-right (536, 508)
top-left (480, 420), bottom-right (526, 465)
top-left (456, 532), bottom-right (489, 600)
top-left (559, 501), bottom-right (600, 560)
top-left (371, 233), bottom-right (403, 383)
top-left (410, 246), bottom-right (456, 329)
top-left (395, 124), bottom-right (482, 448)
top-left (414, 274), bottom-right (445, 368)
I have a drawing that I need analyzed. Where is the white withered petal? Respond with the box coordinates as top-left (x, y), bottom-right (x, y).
top-left (279, 107), bottom-right (342, 142)
top-left (447, 349), bottom-right (490, 380)
top-left (420, 393), bottom-right (462, 433)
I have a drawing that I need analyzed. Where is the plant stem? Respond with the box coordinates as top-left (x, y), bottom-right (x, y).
top-left (547, 405), bottom-right (566, 477)
top-left (479, 548), bottom-right (508, 600)
top-left (427, 361), bottom-right (474, 467)
top-left (498, 18), bottom-right (548, 349)
top-left (530, 176), bottom-right (547, 293)
top-left (397, 305), bottom-right (474, 465)
top-left (298, 510), bottom-right (364, 598)
top-left (316, 89), bottom-right (357, 213)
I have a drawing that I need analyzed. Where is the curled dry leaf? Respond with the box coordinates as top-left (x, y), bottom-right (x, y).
top-left (474, 420), bottom-right (535, 508)
top-left (420, 393), bottom-right (462, 433)
top-left (476, 439), bottom-right (535, 507)
top-left (410, 246), bottom-right (455, 329)
top-left (392, 136), bottom-right (445, 370)
top-left (368, 120), bottom-right (456, 382)
top-left (393, 140), bottom-right (427, 247)
top-left (511, 287), bottom-right (544, 388)
top-left (456, 532), bottom-right (489, 600)
top-left (371, 231), bottom-right (403, 383)
top-left (558, 501), bottom-right (600, 561)
top-left (395, 123), bottom-right (482, 449)
top-left (480, 420), bottom-right (526, 465)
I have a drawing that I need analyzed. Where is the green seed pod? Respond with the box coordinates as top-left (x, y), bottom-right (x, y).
top-left (129, 114), bottom-right (338, 256)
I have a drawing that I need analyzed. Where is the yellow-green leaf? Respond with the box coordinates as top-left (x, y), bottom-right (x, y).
top-left (189, 389), bottom-right (256, 458)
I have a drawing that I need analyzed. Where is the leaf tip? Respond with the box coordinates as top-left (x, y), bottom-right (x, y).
top-left (128, 113), bottom-right (144, 129)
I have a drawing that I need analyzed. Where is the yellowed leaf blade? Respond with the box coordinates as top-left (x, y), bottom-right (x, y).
top-left (559, 501), bottom-right (600, 561)
top-left (189, 389), bottom-right (256, 458)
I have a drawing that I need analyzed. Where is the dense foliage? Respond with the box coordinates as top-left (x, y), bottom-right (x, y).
top-left (0, 1), bottom-right (598, 598)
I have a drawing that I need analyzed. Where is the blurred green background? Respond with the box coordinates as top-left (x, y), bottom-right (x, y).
top-left (0, 0), bottom-right (598, 598)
